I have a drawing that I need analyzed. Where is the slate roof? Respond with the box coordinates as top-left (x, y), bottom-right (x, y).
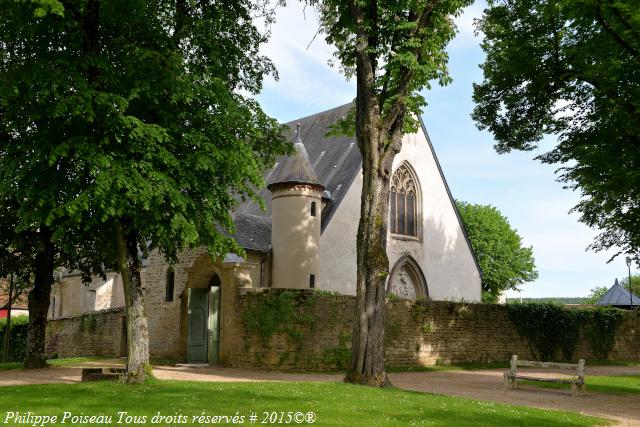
top-left (230, 214), bottom-right (272, 253)
top-left (236, 103), bottom-right (361, 231)
top-left (267, 125), bottom-right (325, 191)
top-left (596, 279), bottom-right (640, 306)
top-left (232, 103), bottom-right (481, 276)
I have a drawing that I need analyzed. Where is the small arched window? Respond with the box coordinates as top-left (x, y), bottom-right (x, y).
top-left (310, 201), bottom-right (317, 217)
top-left (390, 163), bottom-right (419, 237)
top-left (165, 267), bottom-right (175, 302)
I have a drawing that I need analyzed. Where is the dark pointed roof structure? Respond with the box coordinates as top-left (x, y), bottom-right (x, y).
top-left (267, 124), bottom-right (325, 191)
top-left (596, 278), bottom-right (640, 307)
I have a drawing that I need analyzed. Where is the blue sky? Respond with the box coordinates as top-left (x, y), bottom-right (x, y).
top-left (255, 1), bottom-right (631, 298)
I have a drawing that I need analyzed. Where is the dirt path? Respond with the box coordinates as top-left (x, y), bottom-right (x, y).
top-left (1, 361), bottom-right (638, 426)
top-left (390, 368), bottom-right (640, 427)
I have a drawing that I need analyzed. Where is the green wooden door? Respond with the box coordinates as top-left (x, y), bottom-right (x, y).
top-left (208, 285), bottom-right (221, 364)
top-left (187, 288), bottom-right (209, 363)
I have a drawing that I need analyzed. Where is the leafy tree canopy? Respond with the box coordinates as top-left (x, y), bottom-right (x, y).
top-left (620, 274), bottom-right (640, 296)
top-left (585, 286), bottom-right (609, 304)
top-left (0, 0), bottom-right (290, 373)
top-left (456, 201), bottom-right (538, 302)
top-left (0, 0), bottom-right (290, 268)
top-left (473, 0), bottom-right (640, 264)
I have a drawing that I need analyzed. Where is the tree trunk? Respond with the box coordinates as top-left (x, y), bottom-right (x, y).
top-left (114, 221), bottom-right (149, 383)
top-left (2, 273), bottom-right (14, 363)
top-left (24, 227), bottom-right (55, 369)
top-left (345, 100), bottom-right (397, 386)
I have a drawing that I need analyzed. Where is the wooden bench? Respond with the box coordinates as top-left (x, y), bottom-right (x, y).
top-left (504, 355), bottom-right (586, 396)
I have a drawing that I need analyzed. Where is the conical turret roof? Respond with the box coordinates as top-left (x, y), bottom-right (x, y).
top-left (267, 124), bottom-right (325, 191)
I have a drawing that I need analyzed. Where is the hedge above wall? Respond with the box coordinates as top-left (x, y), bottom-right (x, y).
top-left (0, 316), bottom-right (29, 362)
top-left (506, 303), bottom-right (625, 362)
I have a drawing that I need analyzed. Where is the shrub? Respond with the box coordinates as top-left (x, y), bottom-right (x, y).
top-left (0, 315), bottom-right (29, 362)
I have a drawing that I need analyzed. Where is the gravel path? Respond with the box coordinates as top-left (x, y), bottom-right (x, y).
top-left (1, 360), bottom-right (638, 425)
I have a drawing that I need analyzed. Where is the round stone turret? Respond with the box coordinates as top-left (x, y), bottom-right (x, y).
top-left (268, 124), bottom-right (325, 289)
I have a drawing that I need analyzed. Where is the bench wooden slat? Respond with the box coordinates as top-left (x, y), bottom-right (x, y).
top-left (514, 360), bottom-right (581, 370)
top-left (511, 375), bottom-right (581, 384)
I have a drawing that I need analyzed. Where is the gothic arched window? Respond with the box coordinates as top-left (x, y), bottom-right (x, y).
top-left (390, 163), bottom-right (419, 238)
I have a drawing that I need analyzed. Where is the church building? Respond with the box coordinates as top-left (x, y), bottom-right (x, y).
top-left (49, 103), bottom-right (481, 362)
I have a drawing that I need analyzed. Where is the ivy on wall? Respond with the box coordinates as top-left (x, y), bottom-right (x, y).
top-left (242, 290), bottom-right (317, 347)
top-left (507, 303), bottom-right (625, 361)
top-left (587, 308), bottom-right (624, 359)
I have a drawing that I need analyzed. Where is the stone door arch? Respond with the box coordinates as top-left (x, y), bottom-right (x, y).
top-left (387, 255), bottom-right (428, 300)
top-left (182, 254), bottom-right (224, 363)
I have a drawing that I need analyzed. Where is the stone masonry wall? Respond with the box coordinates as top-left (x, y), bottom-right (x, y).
top-left (45, 308), bottom-right (126, 359)
top-left (45, 288), bottom-right (639, 368)
top-left (223, 289), bottom-right (640, 370)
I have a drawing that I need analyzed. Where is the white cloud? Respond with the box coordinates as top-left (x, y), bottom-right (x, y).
top-left (258, 2), bottom-right (354, 109)
top-left (450, 2), bottom-right (486, 48)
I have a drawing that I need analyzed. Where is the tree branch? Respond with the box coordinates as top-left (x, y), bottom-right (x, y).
top-left (380, 3), bottom-right (436, 138)
top-left (595, 0), bottom-right (640, 58)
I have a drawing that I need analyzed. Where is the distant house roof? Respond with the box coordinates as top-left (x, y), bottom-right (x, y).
top-left (596, 279), bottom-right (640, 306)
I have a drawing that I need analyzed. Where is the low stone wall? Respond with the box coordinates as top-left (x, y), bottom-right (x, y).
top-left (45, 308), bottom-right (126, 359)
top-left (45, 289), bottom-right (639, 369)
top-left (222, 289), bottom-right (640, 370)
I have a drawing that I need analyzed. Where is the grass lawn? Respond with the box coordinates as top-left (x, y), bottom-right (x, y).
top-left (0, 357), bottom-right (106, 371)
top-left (0, 379), bottom-right (609, 426)
top-left (522, 375), bottom-right (640, 395)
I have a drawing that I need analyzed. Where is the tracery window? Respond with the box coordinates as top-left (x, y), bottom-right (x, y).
top-left (390, 163), bottom-right (419, 237)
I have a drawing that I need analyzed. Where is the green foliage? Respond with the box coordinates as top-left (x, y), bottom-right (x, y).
top-left (456, 201), bottom-right (538, 303)
top-left (507, 303), bottom-right (626, 361)
top-left (586, 308), bottom-right (624, 359)
top-left (586, 286), bottom-right (609, 304)
top-left (242, 291), bottom-right (316, 346)
top-left (507, 297), bottom-right (589, 304)
top-left (0, 0), bottom-right (290, 369)
top-left (387, 293), bottom-right (400, 302)
top-left (0, 0), bottom-right (290, 274)
top-left (311, 0), bottom-right (473, 133)
top-left (0, 316), bottom-right (29, 362)
top-left (620, 274), bottom-right (640, 297)
top-left (507, 303), bottom-right (584, 361)
top-left (78, 313), bottom-right (98, 334)
top-left (473, 0), bottom-right (640, 263)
